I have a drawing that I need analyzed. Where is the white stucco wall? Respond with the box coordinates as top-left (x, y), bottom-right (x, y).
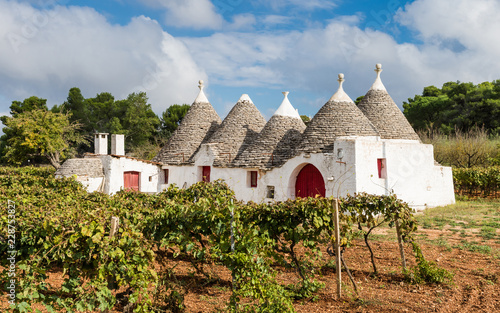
top-left (55, 174), bottom-right (104, 193)
top-left (99, 155), bottom-right (161, 194)
top-left (353, 138), bottom-right (455, 209)
top-left (159, 137), bottom-right (455, 208)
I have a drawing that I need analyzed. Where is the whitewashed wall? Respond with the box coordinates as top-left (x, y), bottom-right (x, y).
top-left (55, 174), bottom-right (104, 193)
top-left (99, 155), bottom-right (161, 194)
top-left (353, 137), bottom-right (455, 209)
top-left (159, 137), bottom-right (455, 208)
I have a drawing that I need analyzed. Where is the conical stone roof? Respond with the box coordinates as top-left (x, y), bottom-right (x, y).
top-left (205, 94), bottom-right (266, 167)
top-left (357, 64), bottom-right (420, 141)
top-left (233, 92), bottom-right (306, 169)
top-left (153, 81), bottom-right (221, 164)
top-left (297, 74), bottom-right (379, 153)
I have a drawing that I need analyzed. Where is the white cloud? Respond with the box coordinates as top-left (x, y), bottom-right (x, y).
top-left (228, 13), bottom-right (256, 31)
top-left (261, 15), bottom-right (293, 26)
top-left (252, 0), bottom-right (338, 11)
top-left (394, 0), bottom-right (500, 83)
top-left (139, 0), bottom-right (224, 30)
top-left (0, 0), bottom-right (206, 114)
top-left (181, 0), bottom-right (500, 108)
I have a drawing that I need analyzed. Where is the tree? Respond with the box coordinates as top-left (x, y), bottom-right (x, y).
top-left (300, 115), bottom-right (311, 125)
top-left (2, 109), bottom-right (83, 169)
top-left (354, 95), bottom-right (364, 105)
top-left (403, 80), bottom-right (500, 134)
top-left (1, 96), bottom-right (50, 163)
top-left (159, 104), bottom-right (190, 139)
top-left (121, 92), bottom-right (160, 150)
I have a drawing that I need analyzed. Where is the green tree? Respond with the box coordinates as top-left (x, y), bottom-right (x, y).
top-left (1, 96), bottom-right (50, 163)
top-left (159, 104), bottom-right (190, 139)
top-left (2, 108), bottom-right (83, 169)
top-left (354, 95), bottom-right (364, 105)
top-left (300, 115), bottom-right (311, 125)
top-left (121, 92), bottom-right (160, 150)
top-left (403, 80), bottom-right (500, 134)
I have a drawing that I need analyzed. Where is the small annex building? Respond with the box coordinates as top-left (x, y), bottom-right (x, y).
top-left (56, 64), bottom-right (455, 209)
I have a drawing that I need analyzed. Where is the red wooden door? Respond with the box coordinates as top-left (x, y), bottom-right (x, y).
top-left (124, 171), bottom-right (140, 191)
top-left (295, 164), bottom-right (325, 198)
top-left (202, 166), bottom-right (211, 182)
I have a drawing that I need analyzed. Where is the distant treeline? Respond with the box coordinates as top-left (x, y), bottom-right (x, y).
top-left (0, 88), bottom-right (190, 166)
top-left (403, 80), bottom-right (500, 135)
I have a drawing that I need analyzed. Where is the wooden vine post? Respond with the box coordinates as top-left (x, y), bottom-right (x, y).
top-left (333, 198), bottom-right (342, 299)
top-left (108, 216), bottom-right (120, 289)
top-left (103, 216), bottom-right (120, 313)
top-left (110, 216), bottom-right (119, 238)
top-left (395, 219), bottom-right (407, 271)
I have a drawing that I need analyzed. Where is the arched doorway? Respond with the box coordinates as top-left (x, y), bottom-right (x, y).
top-left (295, 164), bottom-right (326, 198)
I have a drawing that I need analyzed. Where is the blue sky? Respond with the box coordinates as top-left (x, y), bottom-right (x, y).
top-left (1, 0), bottom-right (499, 124)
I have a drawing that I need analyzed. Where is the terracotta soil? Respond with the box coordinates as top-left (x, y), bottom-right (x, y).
top-left (2, 228), bottom-right (500, 312)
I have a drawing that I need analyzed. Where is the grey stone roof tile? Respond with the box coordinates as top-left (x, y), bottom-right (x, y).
top-left (232, 114), bottom-right (306, 169)
top-left (203, 95), bottom-right (266, 167)
top-left (153, 82), bottom-right (221, 165)
top-left (55, 158), bottom-right (104, 177)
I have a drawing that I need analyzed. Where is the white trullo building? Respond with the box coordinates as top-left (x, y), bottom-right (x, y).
top-left (56, 64), bottom-right (455, 209)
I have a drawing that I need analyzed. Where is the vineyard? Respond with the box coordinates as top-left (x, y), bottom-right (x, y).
top-left (453, 166), bottom-right (500, 198)
top-left (1, 167), bottom-right (499, 312)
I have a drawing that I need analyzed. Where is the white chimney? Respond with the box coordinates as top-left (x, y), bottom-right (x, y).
top-left (94, 133), bottom-right (109, 155)
top-left (111, 134), bottom-right (125, 155)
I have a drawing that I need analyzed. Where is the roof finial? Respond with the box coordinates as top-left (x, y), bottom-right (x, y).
top-left (338, 73), bottom-right (345, 87)
top-left (239, 94), bottom-right (253, 103)
top-left (329, 73), bottom-right (353, 103)
top-left (274, 91), bottom-right (301, 119)
top-left (195, 79), bottom-right (209, 103)
top-left (370, 63), bottom-right (386, 91)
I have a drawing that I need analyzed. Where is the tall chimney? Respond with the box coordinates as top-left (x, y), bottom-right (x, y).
top-left (111, 134), bottom-right (125, 155)
top-left (94, 133), bottom-right (109, 155)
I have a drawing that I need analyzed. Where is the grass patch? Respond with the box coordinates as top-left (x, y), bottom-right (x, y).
top-left (453, 240), bottom-right (493, 254)
top-left (415, 200), bottom-right (500, 231)
top-left (480, 227), bottom-right (497, 240)
top-left (430, 238), bottom-right (452, 251)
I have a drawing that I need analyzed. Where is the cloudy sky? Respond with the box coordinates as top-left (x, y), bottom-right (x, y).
top-left (1, 0), bottom-right (499, 123)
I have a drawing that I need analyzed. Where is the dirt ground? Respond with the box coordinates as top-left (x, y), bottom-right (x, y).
top-left (2, 226), bottom-right (499, 312)
top-left (168, 234), bottom-right (500, 313)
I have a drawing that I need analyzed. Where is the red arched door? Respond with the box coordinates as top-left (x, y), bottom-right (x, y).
top-left (295, 164), bottom-right (325, 198)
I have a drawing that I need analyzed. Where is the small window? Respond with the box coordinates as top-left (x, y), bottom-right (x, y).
top-left (164, 169), bottom-right (169, 184)
top-left (377, 158), bottom-right (387, 179)
top-left (101, 134), bottom-right (106, 138)
top-left (249, 171), bottom-right (258, 188)
top-left (149, 176), bottom-right (152, 182)
top-left (266, 186), bottom-right (275, 199)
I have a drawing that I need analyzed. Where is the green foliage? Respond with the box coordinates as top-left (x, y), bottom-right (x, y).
top-left (354, 95), bottom-right (364, 105)
top-left (341, 193), bottom-right (417, 274)
top-left (62, 89), bottom-right (161, 158)
top-left (0, 168), bottom-right (432, 312)
top-left (242, 197), bottom-right (336, 297)
top-left (0, 167), bottom-right (156, 312)
top-left (159, 104), bottom-right (190, 140)
top-left (1, 97), bottom-right (50, 164)
top-left (403, 80), bottom-right (500, 135)
top-left (404, 242), bottom-right (454, 284)
top-left (453, 166), bottom-right (500, 197)
top-left (2, 109), bottom-right (84, 168)
top-left (299, 115), bottom-right (310, 125)
top-left (419, 127), bottom-right (499, 168)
